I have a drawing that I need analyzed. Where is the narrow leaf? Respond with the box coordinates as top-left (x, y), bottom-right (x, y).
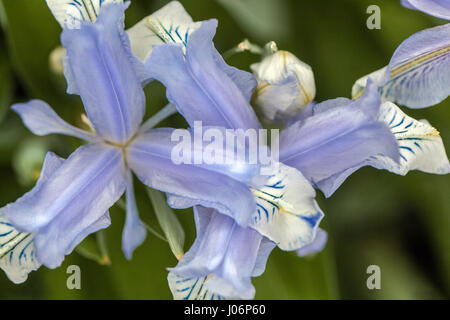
top-left (146, 188), bottom-right (185, 260)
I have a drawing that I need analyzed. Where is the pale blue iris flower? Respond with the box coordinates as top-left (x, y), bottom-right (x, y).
top-left (146, 20), bottom-right (405, 299)
top-left (0, 4), bottom-right (264, 284)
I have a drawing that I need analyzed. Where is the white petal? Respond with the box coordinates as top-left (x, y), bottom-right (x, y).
top-left (250, 163), bottom-right (323, 251)
top-left (46, 0), bottom-right (123, 27)
top-left (0, 216), bottom-right (40, 284)
top-left (370, 102), bottom-right (450, 175)
top-left (127, 1), bottom-right (202, 62)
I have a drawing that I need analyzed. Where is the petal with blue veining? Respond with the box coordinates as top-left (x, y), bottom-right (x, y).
top-left (381, 24), bottom-right (450, 108)
top-left (250, 163), bottom-right (323, 251)
top-left (369, 102), bottom-right (450, 175)
top-left (146, 20), bottom-right (261, 130)
top-left (46, 0), bottom-right (123, 27)
top-left (127, 1), bottom-right (202, 62)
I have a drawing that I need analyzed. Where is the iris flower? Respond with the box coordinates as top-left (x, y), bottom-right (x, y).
top-left (145, 19), bottom-right (418, 299)
top-left (0, 3), bottom-right (264, 284)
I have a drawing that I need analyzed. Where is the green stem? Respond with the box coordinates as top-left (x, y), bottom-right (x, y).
top-left (116, 197), bottom-right (168, 242)
top-left (96, 230), bottom-right (111, 265)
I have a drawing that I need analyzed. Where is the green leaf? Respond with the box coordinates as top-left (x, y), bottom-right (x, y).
top-left (0, 54), bottom-right (13, 124)
top-left (146, 188), bottom-right (185, 260)
top-left (75, 232), bottom-right (109, 266)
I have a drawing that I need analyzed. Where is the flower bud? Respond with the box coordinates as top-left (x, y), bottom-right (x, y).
top-left (251, 48), bottom-right (315, 122)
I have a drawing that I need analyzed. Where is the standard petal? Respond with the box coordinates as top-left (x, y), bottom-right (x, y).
top-left (122, 171), bottom-right (147, 260)
top-left (126, 128), bottom-right (257, 226)
top-left (296, 228), bottom-right (328, 257)
top-left (351, 67), bottom-right (387, 99)
top-left (369, 102), bottom-right (450, 175)
top-left (250, 163), bottom-right (323, 251)
top-left (12, 99), bottom-right (97, 142)
top-left (168, 207), bottom-right (274, 300)
top-left (146, 20), bottom-right (261, 130)
top-left (46, 0), bottom-right (123, 27)
top-left (401, 0), bottom-right (450, 20)
top-left (3, 144), bottom-right (126, 268)
top-left (127, 1), bottom-right (202, 62)
top-left (380, 24), bottom-right (450, 108)
top-left (251, 50), bottom-right (316, 122)
top-left (280, 85), bottom-right (399, 197)
top-left (61, 3), bottom-right (145, 144)
top-left (168, 273), bottom-right (228, 300)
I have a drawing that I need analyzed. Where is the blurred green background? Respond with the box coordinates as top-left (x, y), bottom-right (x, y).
top-left (0, 0), bottom-right (449, 299)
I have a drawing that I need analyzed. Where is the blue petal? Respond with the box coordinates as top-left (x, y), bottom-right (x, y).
top-left (0, 217), bottom-right (38, 284)
top-left (296, 228), bottom-right (328, 257)
top-left (169, 206), bottom-right (274, 300)
top-left (126, 128), bottom-right (257, 226)
top-left (381, 23), bottom-right (450, 108)
top-left (401, 0), bottom-right (450, 20)
top-left (61, 3), bottom-right (145, 144)
top-left (145, 20), bottom-right (260, 130)
top-left (280, 82), bottom-right (399, 197)
top-left (2, 144), bottom-right (126, 268)
top-left (122, 171), bottom-right (147, 260)
top-left (12, 99), bottom-right (97, 142)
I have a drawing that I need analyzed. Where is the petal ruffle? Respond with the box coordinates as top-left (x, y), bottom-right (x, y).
top-left (127, 1), bottom-right (202, 62)
top-left (369, 101), bottom-right (450, 175)
top-left (250, 163), bottom-right (323, 251)
top-left (46, 0), bottom-right (123, 27)
top-left (381, 24), bottom-right (450, 108)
